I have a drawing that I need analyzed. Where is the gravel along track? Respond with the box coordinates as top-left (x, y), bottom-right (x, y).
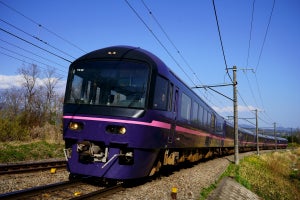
top-left (0, 168), bottom-right (69, 193)
top-left (0, 152), bottom-right (258, 199)
top-left (109, 152), bottom-right (257, 200)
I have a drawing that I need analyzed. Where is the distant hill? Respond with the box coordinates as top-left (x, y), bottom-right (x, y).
top-left (239, 124), bottom-right (291, 137)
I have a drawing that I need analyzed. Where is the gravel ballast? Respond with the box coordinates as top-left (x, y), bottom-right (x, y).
top-left (1, 152), bottom-right (258, 199)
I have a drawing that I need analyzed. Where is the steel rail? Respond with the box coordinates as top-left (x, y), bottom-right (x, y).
top-left (71, 184), bottom-right (124, 200)
top-left (0, 160), bottom-right (66, 174)
top-left (0, 181), bottom-right (76, 200)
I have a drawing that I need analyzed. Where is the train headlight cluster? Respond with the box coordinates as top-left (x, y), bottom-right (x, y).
top-left (68, 122), bottom-right (84, 131)
top-left (106, 125), bottom-right (126, 134)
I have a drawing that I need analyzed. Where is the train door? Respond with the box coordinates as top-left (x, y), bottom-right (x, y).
top-left (168, 85), bottom-right (178, 144)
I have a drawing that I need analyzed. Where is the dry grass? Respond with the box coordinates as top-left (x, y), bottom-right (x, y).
top-left (237, 149), bottom-right (300, 200)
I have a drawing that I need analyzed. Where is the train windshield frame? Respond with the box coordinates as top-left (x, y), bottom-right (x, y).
top-left (65, 60), bottom-right (150, 109)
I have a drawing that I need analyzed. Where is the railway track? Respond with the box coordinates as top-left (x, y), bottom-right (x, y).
top-left (0, 160), bottom-right (66, 174)
top-left (0, 180), bottom-right (124, 200)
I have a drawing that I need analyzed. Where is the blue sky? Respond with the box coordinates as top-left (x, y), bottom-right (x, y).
top-left (0, 0), bottom-right (299, 129)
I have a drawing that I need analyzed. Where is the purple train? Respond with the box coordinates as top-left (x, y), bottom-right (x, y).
top-left (63, 46), bottom-right (287, 180)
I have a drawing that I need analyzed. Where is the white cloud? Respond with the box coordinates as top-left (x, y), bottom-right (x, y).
top-left (0, 75), bottom-right (24, 89)
top-left (0, 74), bottom-right (66, 94)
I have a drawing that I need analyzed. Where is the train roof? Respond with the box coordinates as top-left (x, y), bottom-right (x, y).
top-left (72, 45), bottom-right (166, 68)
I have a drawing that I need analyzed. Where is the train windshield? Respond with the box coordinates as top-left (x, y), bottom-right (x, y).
top-left (65, 61), bottom-right (150, 108)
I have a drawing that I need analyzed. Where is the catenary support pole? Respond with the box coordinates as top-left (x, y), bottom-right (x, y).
top-left (233, 66), bottom-right (239, 165)
top-left (274, 122), bottom-right (277, 151)
top-left (255, 109), bottom-right (259, 155)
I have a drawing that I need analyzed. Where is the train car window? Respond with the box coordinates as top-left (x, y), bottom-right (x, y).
top-left (65, 61), bottom-right (149, 108)
top-left (207, 112), bottom-right (211, 127)
top-left (153, 76), bottom-right (168, 110)
top-left (168, 83), bottom-right (174, 111)
top-left (181, 93), bottom-right (191, 121)
top-left (211, 114), bottom-right (215, 131)
top-left (216, 121), bottom-right (223, 132)
top-left (198, 106), bottom-right (204, 125)
top-left (192, 101), bottom-right (198, 124)
top-left (203, 109), bottom-right (208, 126)
top-left (174, 88), bottom-right (179, 113)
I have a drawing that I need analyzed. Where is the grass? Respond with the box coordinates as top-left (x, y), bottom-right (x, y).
top-left (0, 140), bottom-right (65, 163)
top-left (200, 148), bottom-right (300, 200)
top-left (199, 182), bottom-right (217, 199)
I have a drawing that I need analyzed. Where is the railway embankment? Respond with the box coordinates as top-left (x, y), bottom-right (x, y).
top-left (204, 148), bottom-right (300, 200)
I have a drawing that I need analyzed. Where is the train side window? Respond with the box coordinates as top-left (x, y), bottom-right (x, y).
top-left (153, 76), bottom-right (168, 110)
top-left (198, 106), bottom-right (204, 125)
top-left (203, 109), bottom-right (208, 126)
top-left (211, 114), bottom-right (216, 131)
top-left (174, 88), bottom-right (179, 113)
top-left (168, 83), bottom-right (174, 111)
top-left (192, 101), bottom-right (198, 124)
top-left (180, 93), bottom-right (191, 121)
top-left (207, 112), bottom-right (211, 127)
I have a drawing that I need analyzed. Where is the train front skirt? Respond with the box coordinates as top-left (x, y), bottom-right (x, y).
top-left (64, 143), bottom-right (159, 180)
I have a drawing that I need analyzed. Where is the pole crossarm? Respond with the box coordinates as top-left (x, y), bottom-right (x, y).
top-left (191, 83), bottom-right (234, 101)
top-left (191, 83), bottom-right (233, 89)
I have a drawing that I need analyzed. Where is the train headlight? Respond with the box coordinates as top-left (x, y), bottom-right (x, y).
top-left (119, 127), bottom-right (126, 134)
top-left (68, 122), bottom-right (83, 131)
top-left (106, 125), bottom-right (126, 134)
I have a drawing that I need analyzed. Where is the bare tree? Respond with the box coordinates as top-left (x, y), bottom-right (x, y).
top-left (43, 66), bottom-right (62, 123)
top-left (18, 64), bottom-right (40, 112)
top-left (0, 88), bottom-right (24, 118)
top-left (18, 64), bottom-right (41, 126)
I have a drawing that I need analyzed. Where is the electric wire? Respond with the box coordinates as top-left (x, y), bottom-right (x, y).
top-left (246, 0), bottom-right (255, 68)
top-left (128, 0), bottom-right (229, 111)
top-left (0, 50), bottom-right (66, 78)
top-left (140, 0), bottom-right (229, 109)
top-left (0, 18), bottom-right (76, 60)
top-left (0, 0), bottom-right (86, 53)
top-left (243, 71), bottom-right (259, 113)
top-left (0, 45), bottom-right (67, 75)
top-left (243, 0), bottom-right (276, 126)
top-left (0, 38), bottom-right (67, 69)
top-left (255, 0), bottom-right (276, 73)
top-left (0, 27), bottom-right (72, 63)
top-left (124, 0), bottom-right (196, 87)
top-left (141, 0), bottom-right (204, 86)
top-left (211, 0), bottom-right (233, 84)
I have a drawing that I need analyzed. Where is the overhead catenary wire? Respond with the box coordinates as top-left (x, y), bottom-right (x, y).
top-left (124, 0), bottom-right (196, 87)
top-left (246, 0), bottom-right (256, 68)
top-left (140, 0), bottom-right (229, 109)
top-left (0, 50), bottom-right (66, 78)
top-left (0, 38), bottom-right (67, 69)
top-left (141, 0), bottom-right (203, 86)
top-left (0, 27), bottom-right (72, 63)
top-left (0, 0), bottom-right (86, 54)
top-left (0, 18), bottom-right (76, 60)
top-left (243, 0), bottom-right (276, 126)
top-left (0, 45), bottom-right (67, 75)
top-left (211, 0), bottom-right (233, 84)
top-left (255, 0), bottom-right (276, 73)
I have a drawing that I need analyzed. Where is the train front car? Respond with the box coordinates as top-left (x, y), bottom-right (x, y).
top-left (63, 46), bottom-right (168, 180)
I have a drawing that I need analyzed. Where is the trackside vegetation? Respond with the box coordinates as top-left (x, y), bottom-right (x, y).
top-left (0, 141), bottom-right (64, 163)
top-left (201, 149), bottom-right (300, 200)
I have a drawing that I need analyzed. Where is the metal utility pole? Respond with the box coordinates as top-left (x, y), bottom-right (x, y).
top-left (291, 128), bottom-right (294, 150)
top-left (273, 122), bottom-right (277, 151)
top-left (233, 66), bottom-right (239, 165)
top-left (255, 109), bottom-right (259, 155)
